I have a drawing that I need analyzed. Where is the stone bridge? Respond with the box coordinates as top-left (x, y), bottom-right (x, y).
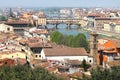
top-left (46, 18), bottom-right (82, 29)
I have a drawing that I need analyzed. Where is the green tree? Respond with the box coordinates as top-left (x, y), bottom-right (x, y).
top-left (65, 35), bottom-right (74, 47)
top-left (0, 15), bottom-right (7, 21)
top-left (50, 31), bottom-right (89, 51)
top-left (72, 33), bottom-right (89, 51)
top-left (80, 59), bottom-right (91, 72)
top-left (50, 31), bottom-right (64, 44)
top-left (90, 66), bottom-right (120, 80)
top-left (0, 65), bottom-right (63, 80)
top-left (90, 67), bottom-right (111, 80)
top-left (111, 66), bottom-right (120, 80)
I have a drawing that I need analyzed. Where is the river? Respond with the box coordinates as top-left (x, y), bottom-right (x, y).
top-left (46, 24), bottom-right (90, 39)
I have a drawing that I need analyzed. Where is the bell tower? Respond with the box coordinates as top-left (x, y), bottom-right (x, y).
top-left (90, 31), bottom-right (98, 66)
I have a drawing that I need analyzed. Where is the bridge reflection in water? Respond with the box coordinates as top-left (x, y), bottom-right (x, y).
top-left (46, 18), bottom-right (81, 29)
top-left (47, 24), bottom-right (90, 39)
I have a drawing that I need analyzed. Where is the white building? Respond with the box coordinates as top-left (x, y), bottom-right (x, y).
top-left (41, 47), bottom-right (93, 63)
top-left (60, 8), bottom-right (71, 15)
top-left (24, 27), bottom-right (48, 39)
top-left (0, 24), bottom-right (14, 33)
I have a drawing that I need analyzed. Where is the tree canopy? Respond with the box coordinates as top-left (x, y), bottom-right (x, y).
top-left (80, 59), bottom-right (91, 72)
top-left (88, 66), bottom-right (120, 80)
top-left (0, 65), bottom-right (63, 80)
top-left (0, 15), bottom-right (7, 21)
top-left (50, 31), bottom-right (89, 51)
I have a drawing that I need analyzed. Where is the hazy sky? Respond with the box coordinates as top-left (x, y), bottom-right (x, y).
top-left (0, 0), bottom-right (120, 8)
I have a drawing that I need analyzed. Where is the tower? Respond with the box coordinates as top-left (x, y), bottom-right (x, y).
top-left (90, 31), bottom-right (98, 66)
top-left (9, 8), bottom-right (13, 17)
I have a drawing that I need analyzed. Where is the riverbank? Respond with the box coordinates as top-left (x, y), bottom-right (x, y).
top-left (82, 28), bottom-right (120, 39)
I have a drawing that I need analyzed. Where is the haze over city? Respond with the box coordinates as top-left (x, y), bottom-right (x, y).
top-left (0, 0), bottom-right (120, 8)
top-left (0, 0), bottom-right (120, 79)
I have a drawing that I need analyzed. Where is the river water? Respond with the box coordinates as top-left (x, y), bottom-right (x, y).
top-left (38, 8), bottom-right (90, 39)
top-left (46, 24), bottom-right (90, 39)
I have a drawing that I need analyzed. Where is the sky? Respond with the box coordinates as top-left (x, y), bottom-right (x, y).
top-left (0, 0), bottom-right (120, 8)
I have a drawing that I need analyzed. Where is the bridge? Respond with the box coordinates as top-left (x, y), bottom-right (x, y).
top-left (46, 18), bottom-right (82, 29)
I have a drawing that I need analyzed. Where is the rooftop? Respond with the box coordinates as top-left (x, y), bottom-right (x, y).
top-left (43, 47), bottom-right (88, 56)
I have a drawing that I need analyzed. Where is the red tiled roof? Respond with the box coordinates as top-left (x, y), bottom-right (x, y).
top-left (18, 37), bottom-right (51, 48)
top-left (111, 40), bottom-right (120, 48)
top-left (87, 14), bottom-right (101, 17)
top-left (103, 50), bottom-right (117, 53)
top-left (98, 43), bottom-right (105, 50)
top-left (32, 29), bottom-right (48, 34)
top-left (4, 21), bottom-right (30, 24)
top-left (43, 47), bottom-right (88, 56)
top-left (27, 42), bottom-right (43, 48)
top-left (0, 38), bottom-right (7, 43)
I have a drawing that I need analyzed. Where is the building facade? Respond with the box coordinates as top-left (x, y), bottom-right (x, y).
top-left (41, 47), bottom-right (93, 63)
top-left (0, 24), bottom-right (14, 33)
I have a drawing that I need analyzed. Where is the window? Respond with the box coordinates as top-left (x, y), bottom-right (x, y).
top-left (7, 27), bottom-right (10, 31)
top-left (39, 55), bottom-right (41, 57)
top-left (89, 60), bottom-right (92, 63)
top-left (35, 55), bottom-right (38, 58)
top-left (21, 49), bottom-right (25, 52)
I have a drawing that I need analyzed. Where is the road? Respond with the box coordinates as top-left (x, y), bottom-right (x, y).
top-left (85, 28), bottom-right (120, 39)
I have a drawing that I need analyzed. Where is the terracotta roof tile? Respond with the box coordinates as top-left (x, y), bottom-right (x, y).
top-left (111, 40), bottom-right (120, 48)
top-left (32, 29), bottom-right (48, 34)
top-left (43, 47), bottom-right (88, 56)
top-left (27, 42), bottom-right (43, 48)
top-left (4, 21), bottom-right (30, 24)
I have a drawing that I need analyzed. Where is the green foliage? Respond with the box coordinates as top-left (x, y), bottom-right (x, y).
top-left (89, 66), bottom-right (120, 80)
top-left (0, 65), bottom-right (63, 80)
top-left (111, 66), bottom-right (120, 80)
top-left (65, 35), bottom-right (74, 47)
top-left (50, 31), bottom-right (64, 44)
top-left (72, 33), bottom-right (89, 50)
top-left (80, 59), bottom-right (91, 72)
top-left (50, 31), bottom-right (89, 51)
top-left (90, 67), bottom-right (111, 80)
top-left (0, 15), bottom-right (7, 21)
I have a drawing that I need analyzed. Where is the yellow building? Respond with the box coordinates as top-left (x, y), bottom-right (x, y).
top-left (37, 12), bottom-right (46, 26)
top-left (103, 21), bottom-right (120, 33)
top-left (20, 13), bottom-right (32, 22)
top-left (103, 23), bottom-right (111, 31)
top-left (79, 19), bottom-right (88, 27)
top-left (0, 51), bottom-right (27, 59)
top-left (115, 23), bottom-right (120, 33)
top-left (95, 17), bottom-right (119, 30)
top-left (38, 16), bottom-right (46, 26)
top-left (22, 13), bottom-right (31, 19)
